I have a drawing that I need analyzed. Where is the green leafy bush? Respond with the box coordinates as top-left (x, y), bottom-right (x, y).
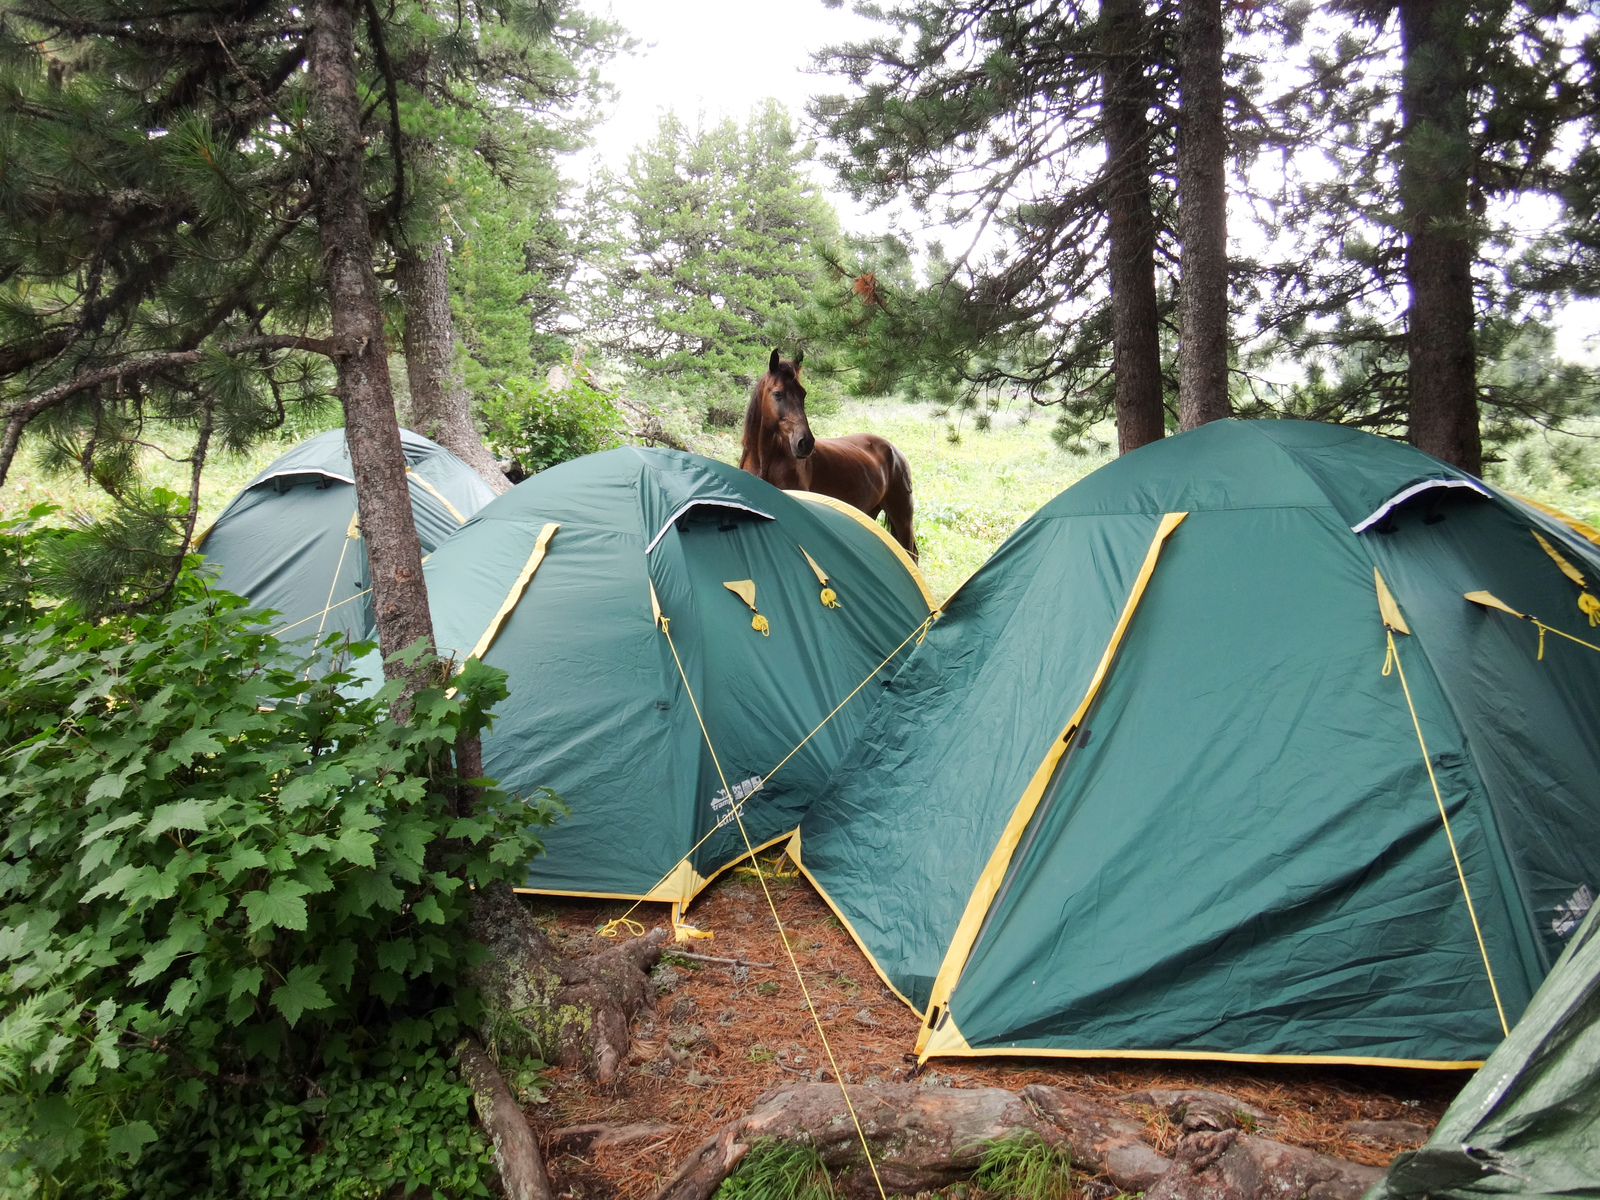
top-left (0, 549), bottom-right (561, 1197)
top-left (480, 364), bottom-right (623, 473)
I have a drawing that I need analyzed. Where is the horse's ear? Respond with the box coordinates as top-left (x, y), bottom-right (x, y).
top-left (793, 348), bottom-right (803, 371)
top-left (769, 348), bottom-right (782, 374)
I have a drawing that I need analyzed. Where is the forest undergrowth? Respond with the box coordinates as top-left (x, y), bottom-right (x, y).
top-left (5, 390), bottom-right (1600, 603)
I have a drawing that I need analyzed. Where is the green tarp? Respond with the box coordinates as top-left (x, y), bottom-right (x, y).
top-left (792, 419), bottom-right (1600, 1067)
top-left (1369, 903), bottom-right (1600, 1198)
top-left (198, 428), bottom-right (494, 662)
top-left (414, 447), bottom-right (933, 906)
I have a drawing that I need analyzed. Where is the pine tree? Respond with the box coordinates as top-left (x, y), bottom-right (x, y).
top-left (586, 101), bottom-right (840, 384)
top-left (808, 0), bottom-right (1182, 453)
top-left (1177, 0), bottom-right (1230, 429)
top-left (1246, 0), bottom-right (1595, 467)
top-left (391, 0), bottom-right (620, 492)
top-left (0, 0), bottom-right (603, 615)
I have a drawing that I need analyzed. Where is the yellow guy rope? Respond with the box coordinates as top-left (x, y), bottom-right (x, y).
top-left (596, 604), bottom-right (937, 940)
top-left (273, 586), bottom-right (372, 637)
top-left (658, 611), bottom-right (890, 1200)
top-left (314, 509), bottom-right (361, 643)
top-left (1377, 573), bottom-right (1509, 1037)
top-left (1464, 590), bottom-right (1600, 661)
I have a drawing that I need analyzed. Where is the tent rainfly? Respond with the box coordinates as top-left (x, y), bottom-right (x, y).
top-left (198, 428), bottom-right (496, 662)
top-left (789, 419), bottom-right (1600, 1069)
top-left (1368, 901), bottom-right (1600, 1199)
top-left (415, 447), bottom-right (934, 914)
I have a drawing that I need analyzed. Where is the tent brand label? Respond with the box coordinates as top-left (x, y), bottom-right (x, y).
top-left (1553, 883), bottom-right (1595, 938)
top-left (710, 776), bottom-right (764, 828)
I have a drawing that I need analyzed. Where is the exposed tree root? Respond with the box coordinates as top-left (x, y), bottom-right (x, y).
top-left (457, 1034), bottom-right (553, 1200)
top-left (468, 883), bottom-right (668, 1082)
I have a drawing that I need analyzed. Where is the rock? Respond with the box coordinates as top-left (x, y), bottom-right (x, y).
top-left (1342, 1119), bottom-right (1431, 1146)
top-left (1021, 1085), bottom-right (1174, 1191)
top-left (1121, 1088), bottom-right (1271, 1132)
top-left (651, 964), bottom-right (684, 995)
top-left (667, 1023), bottom-right (708, 1049)
top-left (1145, 1132), bottom-right (1385, 1200)
top-left (853, 1009), bottom-right (881, 1028)
top-left (651, 1083), bottom-right (1065, 1200)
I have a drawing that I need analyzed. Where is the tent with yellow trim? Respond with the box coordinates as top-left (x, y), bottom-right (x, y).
top-left (789, 419), bottom-right (1600, 1068)
top-left (413, 447), bottom-right (933, 910)
top-left (198, 428), bottom-right (495, 667)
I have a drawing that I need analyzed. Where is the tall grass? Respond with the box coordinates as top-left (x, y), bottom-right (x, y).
top-left (970, 1132), bottom-right (1074, 1200)
top-left (715, 1139), bottom-right (835, 1200)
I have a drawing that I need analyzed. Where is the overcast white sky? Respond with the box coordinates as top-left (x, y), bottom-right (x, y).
top-left (584, 0), bottom-right (874, 171)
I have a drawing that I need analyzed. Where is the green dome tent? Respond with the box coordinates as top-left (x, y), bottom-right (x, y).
top-left (789, 419), bottom-right (1600, 1069)
top-left (414, 447), bottom-right (933, 916)
top-left (198, 428), bottom-right (495, 662)
top-left (1367, 902), bottom-right (1600, 1199)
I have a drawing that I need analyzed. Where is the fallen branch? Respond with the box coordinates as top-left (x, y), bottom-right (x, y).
top-left (457, 1035), bottom-right (553, 1200)
top-left (1020, 1085), bottom-right (1174, 1190)
top-left (548, 1121), bottom-right (678, 1155)
top-left (669, 951), bottom-right (776, 968)
top-left (0, 333), bottom-right (336, 487)
top-left (650, 1083), bottom-right (1068, 1200)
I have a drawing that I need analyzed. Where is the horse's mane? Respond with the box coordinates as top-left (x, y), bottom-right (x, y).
top-left (740, 375), bottom-right (769, 471)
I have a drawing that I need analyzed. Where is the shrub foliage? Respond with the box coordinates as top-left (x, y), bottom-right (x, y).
top-left (0, 534), bottom-right (559, 1197)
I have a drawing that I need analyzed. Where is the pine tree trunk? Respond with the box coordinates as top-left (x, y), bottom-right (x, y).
top-left (307, 0), bottom-right (435, 682)
top-left (1101, 0), bottom-right (1166, 455)
top-left (1400, 0), bottom-right (1481, 474)
top-left (397, 241), bottom-right (511, 493)
top-left (1177, 0), bottom-right (1230, 430)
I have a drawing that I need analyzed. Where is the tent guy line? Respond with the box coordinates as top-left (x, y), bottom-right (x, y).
top-left (1379, 570), bottom-right (1510, 1036)
top-left (656, 589), bottom-right (892, 1200)
top-left (598, 597), bottom-right (938, 942)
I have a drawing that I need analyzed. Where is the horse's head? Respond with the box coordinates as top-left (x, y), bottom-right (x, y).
top-left (749, 347), bottom-right (813, 459)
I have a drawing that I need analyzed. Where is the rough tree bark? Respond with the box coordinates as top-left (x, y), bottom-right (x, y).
top-left (457, 1036), bottom-right (555, 1200)
top-left (306, 0), bottom-right (434, 683)
top-left (468, 883), bottom-right (669, 1083)
top-left (650, 1082), bottom-right (1383, 1200)
top-left (1100, 0), bottom-right (1167, 455)
top-left (1400, 0), bottom-right (1482, 474)
top-left (1177, 0), bottom-right (1231, 430)
top-left (652, 1083), bottom-right (1172, 1200)
top-left (396, 241), bottom-right (511, 493)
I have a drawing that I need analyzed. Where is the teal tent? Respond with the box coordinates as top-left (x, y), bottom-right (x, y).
top-left (414, 447), bottom-right (933, 913)
top-left (1369, 904), bottom-right (1600, 1198)
top-left (198, 428), bottom-right (495, 660)
top-left (790, 419), bottom-right (1600, 1068)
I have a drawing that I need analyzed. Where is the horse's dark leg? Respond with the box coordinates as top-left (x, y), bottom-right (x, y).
top-left (882, 447), bottom-right (917, 562)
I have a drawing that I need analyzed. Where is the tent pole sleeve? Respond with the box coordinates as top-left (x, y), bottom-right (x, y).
top-left (406, 467), bottom-right (468, 524)
top-left (468, 523), bottom-right (559, 662)
top-left (915, 511), bottom-right (1188, 1056)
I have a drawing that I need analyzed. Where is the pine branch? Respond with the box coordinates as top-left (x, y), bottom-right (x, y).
top-left (0, 335), bottom-right (335, 487)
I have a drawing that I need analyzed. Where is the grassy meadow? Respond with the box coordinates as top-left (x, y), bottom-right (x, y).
top-left (5, 389), bottom-right (1600, 605)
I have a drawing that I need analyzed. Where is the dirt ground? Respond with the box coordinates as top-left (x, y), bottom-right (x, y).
top-left (524, 866), bottom-right (1468, 1200)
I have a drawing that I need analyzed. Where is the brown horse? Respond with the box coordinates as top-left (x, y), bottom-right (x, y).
top-left (740, 349), bottom-right (917, 560)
